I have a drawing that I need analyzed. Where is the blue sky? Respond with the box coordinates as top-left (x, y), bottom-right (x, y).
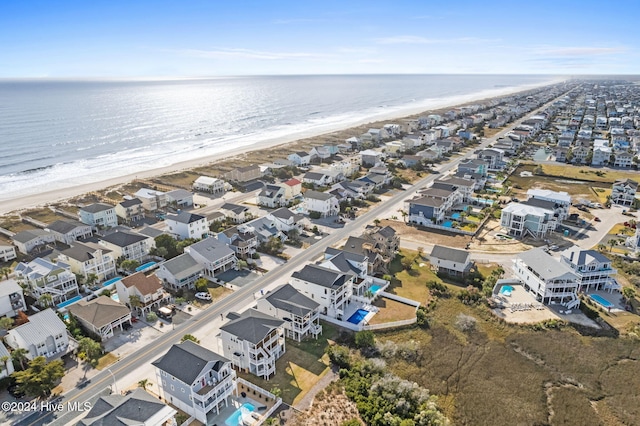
top-left (1, 0), bottom-right (638, 78)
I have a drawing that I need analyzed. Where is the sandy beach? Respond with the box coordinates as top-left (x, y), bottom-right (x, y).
top-left (0, 79), bottom-right (562, 216)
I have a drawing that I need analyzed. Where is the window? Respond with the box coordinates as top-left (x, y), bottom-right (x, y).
top-left (170, 385), bottom-right (174, 391)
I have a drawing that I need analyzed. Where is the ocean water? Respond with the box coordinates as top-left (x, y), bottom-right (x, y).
top-left (0, 75), bottom-right (557, 200)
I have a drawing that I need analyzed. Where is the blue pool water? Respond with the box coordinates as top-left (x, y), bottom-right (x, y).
top-left (451, 212), bottom-right (461, 219)
top-left (347, 309), bottom-right (369, 325)
top-left (135, 261), bottom-right (157, 272)
top-left (500, 285), bottom-right (514, 296)
top-left (111, 294), bottom-right (120, 302)
top-left (589, 294), bottom-right (613, 309)
top-left (442, 221), bottom-right (453, 228)
top-left (57, 295), bottom-right (83, 310)
top-left (102, 277), bottom-right (122, 286)
top-left (225, 403), bottom-right (256, 426)
top-left (370, 285), bottom-right (382, 294)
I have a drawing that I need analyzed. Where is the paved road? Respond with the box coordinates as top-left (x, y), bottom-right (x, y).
top-left (15, 89), bottom-right (572, 426)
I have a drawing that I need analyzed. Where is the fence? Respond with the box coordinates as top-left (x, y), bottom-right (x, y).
top-left (236, 377), bottom-right (283, 426)
top-left (379, 291), bottom-right (421, 307)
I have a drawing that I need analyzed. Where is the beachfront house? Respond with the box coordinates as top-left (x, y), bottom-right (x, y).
top-left (0, 279), bottom-right (26, 318)
top-left (611, 178), bottom-right (638, 206)
top-left (193, 176), bottom-right (225, 194)
top-left (14, 258), bottom-right (79, 306)
top-left (290, 264), bottom-right (355, 320)
top-left (46, 220), bottom-right (93, 245)
top-left (68, 296), bottom-right (131, 340)
top-left (224, 165), bottom-right (261, 182)
top-left (5, 309), bottom-right (69, 360)
top-left (288, 151), bottom-right (311, 167)
top-left (526, 189), bottom-right (571, 221)
top-left (512, 248), bottom-right (580, 309)
top-left (183, 237), bottom-right (238, 278)
top-left (155, 253), bottom-right (204, 291)
top-left (116, 272), bottom-right (171, 316)
top-left (98, 230), bottom-right (155, 264)
top-left (591, 139), bottom-right (612, 166)
top-left (219, 309), bottom-right (286, 380)
top-left (220, 203), bottom-right (249, 224)
top-left (165, 211), bottom-right (209, 240)
top-left (115, 198), bottom-right (145, 224)
top-left (303, 171), bottom-right (334, 187)
top-left (429, 245), bottom-right (473, 277)
top-left (153, 341), bottom-right (236, 425)
top-left (135, 188), bottom-right (168, 211)
top-left (500, 202), bottom-right (558, 239)
top-left (255, 284), bottom-right (322, 342)
top-left (57, 241), bottom-right (117, 282)
top-left (559, 246), bottom-right (620, 292)
top-left (0, 245), bottom-right (17, 262)
top-left (302, 190), bottom-right (339, 218)
top-left (165, 189), bottom-right (194, 208)
top-left (77, 388), bottom-right (176, 426)
top-left (217, 225), bottom-right (258, 260)
top-left (78, 203), bottom-right (118, 230)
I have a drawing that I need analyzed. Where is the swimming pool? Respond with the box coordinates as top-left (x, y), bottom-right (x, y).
top-left (589, 294), bottom-right (613, 309)
top-left (500, 285), bottom-right (514, 296)
top-left (135, 261), bottom-right (157, 272)
top-left (111, 294), bottom-right (120, 302)
top-left (225, 403), bottom-right (256, 426)
top-left (57, 295), bottom-right (83, 310)
top-left (369, 285), bottom-right (382, 294)
top-left (102, 277), bottom-right (122, 286)
top-left (347, 309), bottom-right (369, 325)
top-left (451, 212), bottom-right (461, 220)
top-left (442, 221), bottom-right (453, 228)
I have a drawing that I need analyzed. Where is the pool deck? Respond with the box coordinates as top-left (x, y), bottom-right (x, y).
top-left (586, 290), bottom-right (626, 312)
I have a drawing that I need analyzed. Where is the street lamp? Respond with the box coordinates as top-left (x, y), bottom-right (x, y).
top-left (107, 368), bottom-right (118, 394)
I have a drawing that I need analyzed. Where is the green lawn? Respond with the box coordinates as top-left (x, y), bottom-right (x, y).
top-left (387, 250), bottom-right (442, 304)
top-left (238, 322), bottom-right (339, 405)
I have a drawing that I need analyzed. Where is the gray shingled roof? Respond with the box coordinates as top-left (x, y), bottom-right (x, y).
top-left (61, 242), bottom-right (110, 262)
top-left (270, 207), bottom-right (295, 220)
top-left (221, 203), bottom-right (248, 215)
top-left (12, 229), bottom-right (51, 243)
top-left (152, 340), bottom-right (230, 385)
top-left (160, 253), bottom-right (203, 280)
top-left (561, 246), bottom-right (611, 267)
top-left (118, 198), bottom-right (142, 208)
top-left (430, 245), bottom-right (470, 264)
top-left (376, 226), bottom-right (396, 239)
top-left (100, 230), bottom-right (148, 247)
top-left (522, 198), bottom-right (558, 210)
top-left (186, 237), bottom-right (235, 261)
top-left (303, 172), bottom-right (326, 180)
top-left (78, 388), bottom-right (172, 426)
top-left (165, 188), bottom-right (193, 199)
top-left (291, 264), bottom-right (353, 289)
top-left (165, 211), bottom-right (205, 224)
top-left (409, 196), bottom-right (445, 208)
top-left (304, 190), bottom-right (334, 201)
top-left (80, 203), bottom-right (114, 214)
top-left (263, 284), bottom-right (319, 317)
top-left (220, 309), bottom-right (285, 344)
top-left (419, 187), bottom-right (455, 198)
top-left (517, 248), bottom-right (578, 281)
top-left (321, 251), bottom-right (364, 275)
top-left (47, 220), bottom-right (88, 234)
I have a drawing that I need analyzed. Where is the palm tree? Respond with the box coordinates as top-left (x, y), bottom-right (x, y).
top-left (128, 295), bottom-right (142, 313)
top-left (11, 347), bottom-right (29, 370)
top-left (622, 286), bottom-right (636, 302)
top-left (0, 355), bottom-right (10, 373)
top-left (398, 209), bottom-right (408, 223)
top-left (0, 316), bottom-right (13, 331)
top-left (597, 244), bottom-right (607, 252)
top-left (0, 266), bottom-right (11, 280)
top-left (38, 293), bottom-right (54, 308)
top-left (85, 273), bottom-right (99, 287)
top-left (138, 379), bottom-right (151, 390)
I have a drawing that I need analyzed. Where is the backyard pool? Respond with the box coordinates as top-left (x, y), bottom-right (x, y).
top-left (347, 309), bottom-right (370, 325)
top-left (450, 212), bottom-right (461, 220)
top-left (102, 277), bottom-right (122, 287)
top-left (369, 285), bottom-right (382, 294)
top-left (442, 221), bottom-right (453, 228)
top-left (225, 403), bottom-right (256, 426)
top-left (56, 295), bottom-right (83, 310)
top-left (135, 261), bottom-right (157, 272)
top-left (500, 285), bottom-right (514, 296)
top-left (589, 294), bottom-right (613, 309)
top-left (111, 294), bottom-right (120, 302)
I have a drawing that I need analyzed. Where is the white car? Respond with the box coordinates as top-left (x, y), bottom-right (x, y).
top-left (195, 292), bottom-right (212, 301)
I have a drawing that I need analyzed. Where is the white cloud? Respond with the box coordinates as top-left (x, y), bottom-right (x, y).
top-left (181, 48), bottom-right (328, 61)
top-left (375, 35), bottom-right (500, 45)
top-left (534, 46), bottom-right (626, 56)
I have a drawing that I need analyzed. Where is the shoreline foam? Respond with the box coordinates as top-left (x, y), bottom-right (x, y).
top-left (0, 78), bottom-right (564, 215)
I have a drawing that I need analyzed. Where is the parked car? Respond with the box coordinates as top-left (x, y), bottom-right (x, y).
top-left (594, 217), bottom-right (601, 222)
top-left (195, 292), bottom-right (212, 301)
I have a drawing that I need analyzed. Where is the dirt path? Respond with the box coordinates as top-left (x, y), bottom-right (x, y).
top-left (293, 367), bottom-right (338, 411)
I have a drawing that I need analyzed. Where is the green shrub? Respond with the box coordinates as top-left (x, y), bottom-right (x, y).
top-left (309, 211), bottom-right (322, 219)
top-left (146, 312), bottom-right (158, 322)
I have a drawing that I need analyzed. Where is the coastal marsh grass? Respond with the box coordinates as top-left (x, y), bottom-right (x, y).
top-left (509, 164), bottom-right (610, 200)
top-left (374, 295), bottom-right (640, 425)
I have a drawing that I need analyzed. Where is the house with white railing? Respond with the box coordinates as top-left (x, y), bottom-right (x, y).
top-left (99, 230), bottom-right (155, 264)
top-left (5, 309), bottom-right (69, 360)
top-left (290, 264), bottom-right (355, 320)
top-left (559, 246), bottom-right (620, 292)
top-left (14, 258), bottom-right (79, 306)
top-left (153, 341), bottom-right (236, 425)
top-left (58, 241), bottom-right (117, 282)
top-left (184, 237), bottom-right (237, 278)
top-left (512, 248), bottom-right (580, 309)
top-left (219, 309), bottom-right (286, 380)
top-left (256, 284), bottom-right (322, 342)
